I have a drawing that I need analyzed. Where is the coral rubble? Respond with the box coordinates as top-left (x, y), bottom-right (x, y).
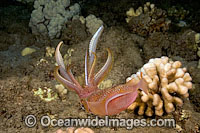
top-left (167, 6), bottom-right (189, 22)
top-left (33, 87), bottom-right (58, 102)
top-left (127, 56), bottom-right (192, 116)
top-left (126, 2), bottom-right (171, 37)
top-left (45, 46), bottom-right (55, 57)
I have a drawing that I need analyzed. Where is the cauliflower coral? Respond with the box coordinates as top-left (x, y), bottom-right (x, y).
top-left (127, 56), bottom-right (192, 116)
top-left (29, 0), bottom-right (80, 39)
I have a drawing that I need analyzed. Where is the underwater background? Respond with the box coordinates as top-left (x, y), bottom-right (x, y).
top-left (0, 0), bottom-right (200, 132)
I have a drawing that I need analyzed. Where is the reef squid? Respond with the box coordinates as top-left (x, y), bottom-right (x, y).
top-left (54, 26), bottom-right (148, 116)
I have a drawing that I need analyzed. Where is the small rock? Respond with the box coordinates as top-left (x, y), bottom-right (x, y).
top-left (176, 124), bottom-right (183, 132)
top-left (55, 84), bottom-right (67, 95)
top-left (195, 33), bottom-right (200, 43)
top-left (21, 47), bottom-right (36, 56)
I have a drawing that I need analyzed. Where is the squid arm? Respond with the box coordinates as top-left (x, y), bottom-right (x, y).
top-left (55, 41), bottom-right (72, 82)
top-left (89, 25), bottom-right (104, 68)
top-left (94, 48), bottom-right (114, 85)
top-left (54, 66), bottom-right (83, 93)
top-left (55, 41), bottom-right (83, 92)
top-left (66, 65), bottom-right (82, 89)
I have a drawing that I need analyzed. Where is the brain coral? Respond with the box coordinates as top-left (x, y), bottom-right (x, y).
top-left (127, 56), bottom-right (192, 116)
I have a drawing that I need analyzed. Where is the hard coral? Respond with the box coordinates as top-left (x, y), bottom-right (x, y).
top-left (85, 14), bottom-right (104, 35)
top-left (126, 2), bottom-right (171, 37)
top-left (127, 56), bottom-right (192, 116)
top-left (29, 0), bottom-right (80, 39)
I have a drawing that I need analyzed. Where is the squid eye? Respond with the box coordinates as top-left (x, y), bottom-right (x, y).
top-left (79, 101), bottom-right (86, 111)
